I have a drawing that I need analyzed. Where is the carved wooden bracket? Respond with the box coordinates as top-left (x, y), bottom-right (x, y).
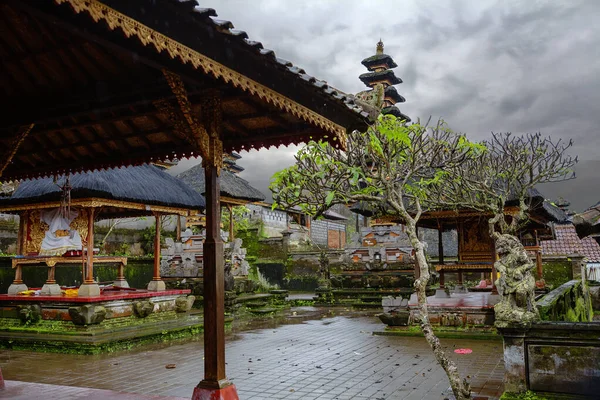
top-left (157, 70), bottom-right (222, 174)
top-left (0, 123), bottom-right (35, 178)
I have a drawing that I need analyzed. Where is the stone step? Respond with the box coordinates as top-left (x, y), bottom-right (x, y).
top-left (248, 308), bottom-right (277, 315)
top-left (246, 301), bottom-right (268, 309)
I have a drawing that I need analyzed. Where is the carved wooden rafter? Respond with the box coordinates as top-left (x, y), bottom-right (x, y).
top-left (0, 123), bottom-right (35, 177)
top-left (53, 0), bottom-right (347, 145)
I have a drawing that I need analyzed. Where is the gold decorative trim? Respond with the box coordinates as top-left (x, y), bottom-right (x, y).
top-left (0, 198), bottom-right (196, 216)
top-left (0, 123), bottom-right (35, 177)
top-left (54, 0), bottom-right (347, 146)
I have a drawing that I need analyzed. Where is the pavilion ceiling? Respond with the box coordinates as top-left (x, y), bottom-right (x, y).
top-left (0, 0), bottom-right (375, 182)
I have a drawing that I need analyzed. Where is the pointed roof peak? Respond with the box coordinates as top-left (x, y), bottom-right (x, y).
top-left (376, 39), bottom-right (384, 55)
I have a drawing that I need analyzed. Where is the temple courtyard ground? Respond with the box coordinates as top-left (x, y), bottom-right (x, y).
top-left (1, 307), bottom-right (504, 400)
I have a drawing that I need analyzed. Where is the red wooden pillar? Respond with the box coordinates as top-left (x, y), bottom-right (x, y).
top-left (491, 240), bottom-right (499, 295)
top-left (79, 208), bottom-right (100, 296)
top-left (197, 164), bottom-right (231, 392)
top-left (86, 208), bottom-right (95, 283)
top-left (147, 212), bottom-right (165, 291)
top-left (193, 89), bottom-right (237, 399)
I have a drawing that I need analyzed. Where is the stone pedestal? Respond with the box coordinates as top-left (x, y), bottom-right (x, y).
top-left (453, 285), bottom-right (467, 293)
top-left (78, 283), bottom-right (101, 297)
top-left (434, 288), bottom-right (450, 298)
top-left (113, 279), bottom-right (130, 288)
top-left (147, 280), bottom-right (166, 291)
top-left (568, 254), bottom-right (585, 281)
top-left (7, 283), bottom-right (28, 295)
top-left (41, 283), bottom-right (61, 296)
top-left (497, 327), bottom-right (528, 393)
top-left (192, 384), bottom-right (239, 400)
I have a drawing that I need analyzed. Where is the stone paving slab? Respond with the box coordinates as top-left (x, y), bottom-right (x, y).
top-left (0, 309), bottom-right (504, 399)
top-left (1, 380), bottom-right (187, 400)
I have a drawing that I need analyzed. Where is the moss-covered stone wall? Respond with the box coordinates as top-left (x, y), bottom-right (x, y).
top-left (537, 279), bottom-right (594, 322)
top-left (541, 258), bottom-right (572, 290)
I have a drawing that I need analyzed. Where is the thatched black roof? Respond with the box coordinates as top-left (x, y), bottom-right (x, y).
top-left (177, 164), bottom-right (265, 203)
top-left (1, 164), bottom-right (205, 210)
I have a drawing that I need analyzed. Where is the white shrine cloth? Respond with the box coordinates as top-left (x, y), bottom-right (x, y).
top-left (39, 208), bottom-right (83, 256)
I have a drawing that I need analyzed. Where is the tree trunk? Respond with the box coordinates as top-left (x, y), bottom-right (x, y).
top-left (405, 219), bottom-right (471, 400)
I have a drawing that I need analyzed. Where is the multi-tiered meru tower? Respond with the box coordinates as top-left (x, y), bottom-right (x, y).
top-left (356, 40), bottom-right (410, 122)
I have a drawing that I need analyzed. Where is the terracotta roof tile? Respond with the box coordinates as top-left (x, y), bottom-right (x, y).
top-left (541, 224), bottom-right (600, 262)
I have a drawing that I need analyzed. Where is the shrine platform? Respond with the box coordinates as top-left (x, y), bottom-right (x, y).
top-left (378, 292), bottom-right (500, 336)
top-left (0, 288), bottom-right (205, 354)
top-left (408, 291), bottom-right (499, 328)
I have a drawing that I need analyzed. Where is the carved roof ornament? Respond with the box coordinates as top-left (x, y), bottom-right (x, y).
top-left (376, 39), bottom-right (384, 55)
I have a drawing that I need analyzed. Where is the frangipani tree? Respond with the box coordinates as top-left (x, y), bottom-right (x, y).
top-left (270, 116), bottom-right (482, 399)
top-left (430, 133), bottom-right (577, 327)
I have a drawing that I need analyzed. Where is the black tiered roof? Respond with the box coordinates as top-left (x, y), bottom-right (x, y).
top-left (361, 54), bottom-right (398, 70)
top-left (359, 70), bottom-right (403, 87)
top-left (385, 86), bottom-right (406, 103)
top-left (382, 106), bottom-right (411, 122)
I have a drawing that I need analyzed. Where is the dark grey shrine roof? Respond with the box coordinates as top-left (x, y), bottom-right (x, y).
top-left (177, 164), bottom-right (266, 203)
top-left (382, 106), bottom-right (411, 122)
top-left (361, 54), bottom-right (398, 70)
top-left (1, 164), bottom-right (206, 210)
top-left (359, 70), bottom-right (403, 87)
top-left (385, 86), bottom-right (406, 103)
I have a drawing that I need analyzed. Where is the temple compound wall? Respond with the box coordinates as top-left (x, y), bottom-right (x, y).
top-left (310, 219), bottom-right (346, 248)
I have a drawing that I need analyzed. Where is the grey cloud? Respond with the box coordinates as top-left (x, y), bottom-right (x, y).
top-left (191, 0), bottom-right (598, 208)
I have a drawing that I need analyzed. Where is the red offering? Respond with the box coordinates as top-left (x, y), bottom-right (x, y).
top-left (454, 348), bottom-right (473, 354)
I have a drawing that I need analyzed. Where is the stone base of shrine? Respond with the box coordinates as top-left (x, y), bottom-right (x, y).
top-left (0, 289), bottom-right (205, 353)
top-left (377, 292), bottom-right (498, 336)
top-left (408, 292), bottom-right (497, 327)
top-left (192, 384), bottom-right (239, 400)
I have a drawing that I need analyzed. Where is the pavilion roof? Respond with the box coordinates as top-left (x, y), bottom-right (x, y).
top-left (0, 164), bottom-right (205, 217)
top-left (573, 201), bottom-right (600, 239)
top-left (350, 188), bottom-right (567, 228)
top-left (177, 164), bottom-right (265, 205)
top-left (0, 0), bottom-right (377, 182)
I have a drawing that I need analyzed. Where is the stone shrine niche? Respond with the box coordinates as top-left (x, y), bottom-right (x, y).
top-left (22, 208), bottom-right (88, 255)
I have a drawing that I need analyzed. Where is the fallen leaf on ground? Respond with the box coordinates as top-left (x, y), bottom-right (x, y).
top-left (165, 364), bottom-right (176, 369)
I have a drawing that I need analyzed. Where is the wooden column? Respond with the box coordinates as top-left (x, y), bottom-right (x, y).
top-left (79, 208), bottom-right (100, 296)
top-left (439, 270), bottom-right (445, 289)
top-left (491, 239), bottom-right (499, 295)
top-left (17, 212), bottom-right (25, 255)
top-left (160, 73), bottom-right (235, 396)
top-left (228, 204), bottom-right (234, 242)
top-left (196, 89), bottom-right (233, 393)
top-left (437, 221), bottom-right (444, 265)
top-left (176, 215), bottom-right (182, 241)
top-left (85, 208), bottom-right (95, 284)
top-left (154, 213), bottom-right (161, 281)
top-left (201, 164), bottom-right (227, 388)
top-left (147, 213), bottom-right (166, 291)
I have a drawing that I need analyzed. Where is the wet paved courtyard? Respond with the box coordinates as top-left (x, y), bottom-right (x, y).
top-left (1, 307), bottom-right (504, 399)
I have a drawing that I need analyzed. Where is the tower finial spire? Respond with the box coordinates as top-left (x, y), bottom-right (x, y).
top-left (376, 39), bottom-right (384, 55)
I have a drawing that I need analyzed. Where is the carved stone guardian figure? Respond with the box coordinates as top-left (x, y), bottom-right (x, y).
top-left (493, 234), bottom-right (539, 328)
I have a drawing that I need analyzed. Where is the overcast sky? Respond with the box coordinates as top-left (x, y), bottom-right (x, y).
top-left (171, 0), bottom-right (600, 212)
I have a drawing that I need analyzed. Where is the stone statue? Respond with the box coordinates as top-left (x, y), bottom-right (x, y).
top-left (493, 234), bottom-right (540, 328)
